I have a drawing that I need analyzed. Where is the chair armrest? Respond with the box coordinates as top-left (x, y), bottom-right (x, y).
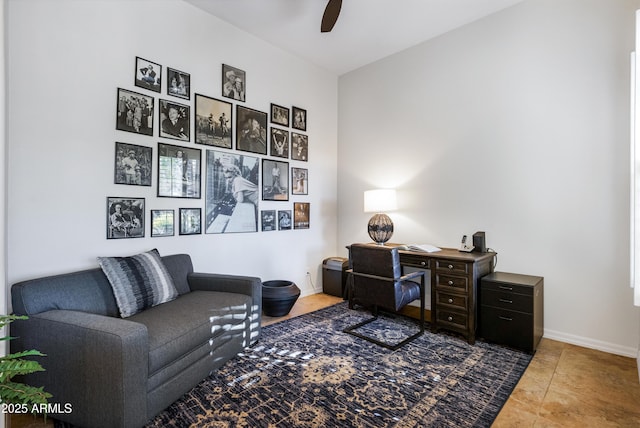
top-left (400, 271), bottom-right (425, 282)
top-left (187, 273), bottom-right (262, 345)
top-left (10, 310), bottom-right (148, 428)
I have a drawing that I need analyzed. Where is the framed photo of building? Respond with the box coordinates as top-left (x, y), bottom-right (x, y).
top-left (106, 197), bottom-right (145, 239)
top-left (236, 106), bottom-right (267, 155)
top-left (116, 88), bottom-right (154, 136)
top-left (291, 132), bottom-right (308, 161)
top-left (278, 210), bottom-right (292, 230)
top-left (222, 64), bottom-right (245, 102)
top-left (292, 106), bottom-right (307, 131)
top-left (205, 150), bottom-right (259, 234)
top-left (151, 209), bottom-right (174, 237)
top-left (261, 210), bottom-right (277, 231)
top-left (270, 103), bottom-right (289, 127)
top-left (157, 143), bottom-right (201, 199)
top-left (294, 202), bottom-right (310, 229)
top-left (195, 94), bottom-right (232, 149)
top-left (134, 57), bottom-right (161, 93)
top-left (114, 142), bottom-right (152, 186)
top-left (262, 159), bottom-right (289, 201)
top-left (159, 99), bottom-right (190, 142)
top-left (270, 128), bottom-right (289, 158)
top-left (166, 67), bottom-right (190, 100)
top-left (179, 208), bottom-right (201, 235)
top-left (291, 167), bottom-right (308, 195)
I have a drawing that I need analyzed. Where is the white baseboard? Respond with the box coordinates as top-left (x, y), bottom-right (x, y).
top-left (544, 328), bottom-right (637, 358)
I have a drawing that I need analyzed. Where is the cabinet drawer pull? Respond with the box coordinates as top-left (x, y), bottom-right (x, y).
top-left (447, 316), bottom-right (453, 322)
top-left (448, 264), bottom-right (454, 270)
top-left (420, 261), bottom-right (426, 266)
top-left (447, 280), bottom-right (454, 286)
top-left (448, 298), bottom-right (453, 303)
top-left (499, 316), bottom-right (513, 321)
top-left (499, 299), bottom-right (513, 304)
top-left (499, 286), bottom-right (513, 291)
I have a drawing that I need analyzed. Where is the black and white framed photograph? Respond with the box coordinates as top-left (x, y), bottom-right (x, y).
top-left (291, 132), bottom-right (308, 161)
top-left (157, 143), bottom-right (201, 199)
top-left (261, 210), bottom-right (277, 231)
top-left (159, 99), bottom-right (190, 142)
top-left (292, 167), bottom-right (308, 195)
top-left (116, 88), bottom-right (154, 136)
top-left (179, 208), bottom-right (201, 235)
top-left (167, 67), bottom-right (190, 99)
top-left (236, 105), bottom-right (267, 155)
top-left (222, 64), bottom-right (245, 102)
top-left (270, 103), bottom-right (289, 127)
top-left (205, 150), bottom-right (259, 234)
top-left (195, 94), bottom-right (232, 149)
top-left (292, 106), bottom-right (307, 131)
top-left (294, 202), bottom-right (310, 229)
top-left (135, 57), bottom-right (161, 93)
top-left (278, 210), bottom-right (292, 231)
top-left (262, 159), bottom-right (289, 201)
top-left (106, 197), bottom-right (144, 239)
top-left (151, 209), bottom-right (174, 237)
top-left (114, 142), bottom-right (152, 186)
top-left (270, 127), bottom-right (289, 158)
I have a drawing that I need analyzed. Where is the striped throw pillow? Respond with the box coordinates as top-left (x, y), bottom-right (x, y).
top-left (97, 249), bottom-right (179, 318)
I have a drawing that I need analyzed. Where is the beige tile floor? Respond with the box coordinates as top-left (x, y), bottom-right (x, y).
top-left (11, 293), bottom-right (640, 427)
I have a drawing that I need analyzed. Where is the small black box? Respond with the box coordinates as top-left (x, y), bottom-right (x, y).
top-left (472, 231), bottom-right (486, 252)
top-left (322, 257), bottom-right (349, 298)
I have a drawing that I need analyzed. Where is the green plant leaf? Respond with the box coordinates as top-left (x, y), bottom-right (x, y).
top-left (0, 381), bottom-right (52, 406)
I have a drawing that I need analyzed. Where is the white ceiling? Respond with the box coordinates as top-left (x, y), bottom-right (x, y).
top-left (183, 0), bottom-right (525, 75)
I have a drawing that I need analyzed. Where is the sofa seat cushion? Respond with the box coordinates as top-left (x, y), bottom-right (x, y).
top-left (128, 290), bottom-right (252, 375)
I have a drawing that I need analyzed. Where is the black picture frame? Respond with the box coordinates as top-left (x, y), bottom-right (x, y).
top-left (270, 127), bottom-right (289, 158)
top-left (114, 142), bottom-right (152, 186)
top-left (236, 105), bottom-right (267, 155)
top-left (157, 143), bottom-right (201, 199)
top-left (151, 209), bottom-right (174, 237)
top-left (294, 202), bottom-right (310, 229)
top-left (116, 88), bottom-right (154, 136)
top-left (135, 57), bottom-right (161, 93)
top-left (291, 132), bottom-right (308, 161)
top-left (179, 208), bottom-right (202, 235)
top-left (195, 94), bottom-right (232, 149)
top-left (292, 167), bottom-right (308, 195)
top-left (205, 149), bottom-right (259, 234)
top-left (222, 64), bottom-right (245, 102)
top-left (106, 197), bottom-right (145, 239)
top-left (292, 106), bottom-right (307, 131)
top-left (270, 103), bottom-right (289, 127)
top-left (166, 67), bottom-right (190, 100)
top-left (159, 99), bottom-right (190, 142)
top-left (278, 210), bottom-right (292, 231)
top-left (261, 210), bottom-right (277, 231)
top-left (262, 159), bottom-right (289, 201)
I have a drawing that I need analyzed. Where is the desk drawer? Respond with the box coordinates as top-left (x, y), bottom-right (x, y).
top-left (480, 306), bottom-right (533, 351)
top-left (436, 309), bottom-right (467, 329)
top-left (436, 290), bottom-right (467, 310)
top-left (481, 281), bottom-right (533, 296)
top-left (436, 274), bottom-right (468, 292)
top-left (480, 289), bottom-right (531, 313)
top-left (400, 254), bottom-right (429, 268)
top-left (435, 259), bottom-right (468, 275)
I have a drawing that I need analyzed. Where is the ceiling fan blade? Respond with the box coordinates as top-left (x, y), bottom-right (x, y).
top-left (321, 0), bottom-right (342, 33)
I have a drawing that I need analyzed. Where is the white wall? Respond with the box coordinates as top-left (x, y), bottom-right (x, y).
top-left (338, 0), bottom-right (640, 357)
top-left (5, 0), bottom-right (338, 298)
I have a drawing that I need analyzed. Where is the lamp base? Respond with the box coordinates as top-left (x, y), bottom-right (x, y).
top-left (367, 213), bottom-right (394, 245)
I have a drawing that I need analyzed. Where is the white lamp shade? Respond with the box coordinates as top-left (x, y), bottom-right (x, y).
top-left (364, 189), bottom-right (397, 213)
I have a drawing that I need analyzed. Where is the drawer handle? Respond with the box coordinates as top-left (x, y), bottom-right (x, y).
top-left (447, 298), bottom-right (453, 303)
top-left (448, 264), bottom-right (454, 270)
top-left (447, 280), bottom-right (454, 286)
top-left (420, 261), bottom-right (426, 266)
top-left (499, 299), bottom-right (513, 304)
top-left (499, 286), bottom-right (513, 291)
top-left (447, 316), bottom-right (453, 322)
top-left (499, 316), bottom-right (513, 321)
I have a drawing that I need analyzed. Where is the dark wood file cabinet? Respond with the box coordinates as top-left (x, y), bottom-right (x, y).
top-left (479, 272), bottom-right (543, 352)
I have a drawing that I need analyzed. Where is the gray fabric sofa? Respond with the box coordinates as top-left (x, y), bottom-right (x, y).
top-left (10, 253), bottom-right (262, 428)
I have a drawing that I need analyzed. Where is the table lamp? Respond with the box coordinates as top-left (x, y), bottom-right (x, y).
top-left (364, 189), bottom-right (397, 245)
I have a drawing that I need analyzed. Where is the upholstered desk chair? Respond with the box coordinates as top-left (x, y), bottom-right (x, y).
top-left (344, 243), bottom-right (425, 350)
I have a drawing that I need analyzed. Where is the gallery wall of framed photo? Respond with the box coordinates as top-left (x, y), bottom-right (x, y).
top-left (109, 57), bottom-right (311, 239)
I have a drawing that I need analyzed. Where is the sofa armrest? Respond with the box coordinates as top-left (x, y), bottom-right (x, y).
top-left (10, 310), bottom-right (148, 428)
top-left (188, 273), bottom-right (262, 344)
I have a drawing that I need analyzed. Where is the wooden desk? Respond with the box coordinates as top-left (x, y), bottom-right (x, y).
top-left (348, 244), bottom-right (496, 344)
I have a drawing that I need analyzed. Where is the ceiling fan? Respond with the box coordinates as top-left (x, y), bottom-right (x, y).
top-left (321, 0), bottom-right (342, 32)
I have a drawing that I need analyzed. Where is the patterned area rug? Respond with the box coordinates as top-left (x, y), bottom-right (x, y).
top-left (145, 302), bottom-right (532, 427)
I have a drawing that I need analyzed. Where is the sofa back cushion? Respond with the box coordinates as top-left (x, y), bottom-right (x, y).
top-left (11, 253), bottom-right (194, 317)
